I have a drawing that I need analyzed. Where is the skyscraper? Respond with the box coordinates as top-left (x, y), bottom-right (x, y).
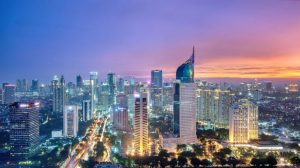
top-left (229, 99), bottom-right (258, 144)
top-left (82, 100), bottom-right (92, 121)
top-left (0, 89), bottom-right (3, 104)
top-left (90, 71), bottom-right (98, 116)
top-left (52, 75), bottom-right (66, 115)
top-left (117, 77), bottom-right (125, 93)
top-left (31, 79), bottom-right (39, 92)
top-left (134, 93), bottom-right (148, 156)
top-left (173, 47), bottom-right (196, 144)
top-left (107, 73), bottom-right (117, 106)
top-left (3, 84), bottom-right (16, 105)
top-left (16, 79), bottom-right (28, 92)
top-left (63, 105), bottom-right (79, 137)
top-left (76, 75), bottom-right (83, 88)
top-left (9, 102), bottom-right (40, 160)
top-left (151, 70), bottom-right (163, 88)
top-left (150, 70), bottom-right (163, 112)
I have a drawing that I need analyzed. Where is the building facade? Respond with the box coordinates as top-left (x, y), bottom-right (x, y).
top-left (134, 93), bottom-right (149, 156)
top-left (9, 102), bottom-right (40, 160)
top-left (63, 105), bottom-right (79, 137)
top-left (173, 47), bottom-right (197, 144)
top-left (229, 99), bottom-right (258, 144)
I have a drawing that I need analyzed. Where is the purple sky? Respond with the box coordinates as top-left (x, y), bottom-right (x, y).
top-left (1, 0), bottom-right (300, 83)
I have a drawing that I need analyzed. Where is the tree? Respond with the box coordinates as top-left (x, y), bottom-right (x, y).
top-left (291, 157), bottom-right (300, 166)
top-left (250, 158), bottom-right (260, 167)
top-left (266, 155), bottom-right (277, 167)
top-left (190, 157), bottom-right (201, 168)
top-left (158, 150), bottom-right (169, 168)
top-left (192, 144), bottom-right (203, 157)
top-left (80, 156), bottom-right (97, 168)
top-left (227, 157), bottom-right (239, 168)
top-left (200, 159), bottom-right (211, 168)
top-left (177, 156), bottom-right (187, 167)
top-left (180, 151), bottom-right (196, 159)
top-left (169, 158), bottom-right (177, 168)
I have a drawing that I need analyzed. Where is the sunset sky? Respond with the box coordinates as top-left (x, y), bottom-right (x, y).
top-left (1, 0), bottom-right (300, 82)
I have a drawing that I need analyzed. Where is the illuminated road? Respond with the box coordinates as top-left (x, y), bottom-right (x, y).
top-left (61, 117), bottom-right (110, 168)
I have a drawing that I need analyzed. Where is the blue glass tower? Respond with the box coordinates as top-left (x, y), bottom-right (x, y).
top-left (174, 47), bottom-right (195, 136)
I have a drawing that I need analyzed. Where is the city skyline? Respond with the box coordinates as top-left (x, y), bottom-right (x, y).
top-left (1, 1), bottom-right (300, 82)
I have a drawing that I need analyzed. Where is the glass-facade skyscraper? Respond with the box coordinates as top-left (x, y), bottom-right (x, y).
top-left (150, 70), bottom-right (163, 112)
top-left (173, 47), bottom-right (197, 144)
top-left (9, 102), bottom-right (40, 160)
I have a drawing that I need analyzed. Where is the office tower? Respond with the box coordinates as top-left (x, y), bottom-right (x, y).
top-left (52, 75), bottom-right (66, 115)
top-left (3, 84), bottom-right (16, 105)
top-left (113, 107), bottom-right (128, 131)
top-left (76, 75), bottom-right (83, 88)
top-left (31, 79), bottom-right (39, 92)
top-left (162, 83), bottom-right (173, 109)
top-left (9, 102), bottom-right (40, 160)
top-left (215, 90), bottom-right (231, 128)
top-left (90, 71), bottom-right (98, 115)
top-left (0, 89), bottom-right (3, 104)
top-left (117, 77), bottom-right (125, 93)
top-left (151, 70), bottom-right (163, 88)
top-left (82, 100), bottom-right (92, 121)
top-left (114, 94), bottom-right (129, 131)
top-left (197, 89), bottom-right (214, 122)
top-left (0, 104), bottom-right (9, 131)
top-left (263, 81), bottom-right (273, 93)
top-left (107, 73), bottom-right (117, 106)
top-left (229, 99), bottom-right (258, 144)
top-left (63, 105), bottom-right (79, 137)
top-left (173, 47), bottom-right (196, 144)
top-left (134, 93), bottom-right (149, 156)
top-left (16, 79), bottom-right (28, 92)
top-left (150, 70), bottom-right (163, 112)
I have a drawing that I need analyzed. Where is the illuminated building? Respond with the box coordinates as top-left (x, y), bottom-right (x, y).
top-left (150, 70), bottom-right (163, 112)
top-left (173, 47), bottom-right (197, 144)
top-left (3, 84), bottom-right (16, 105)
top-left (162, 83), bottom-right (173, 110)
top-left (113, 94), bottom-right (129, 131)
top-left (63, 105), bottom-right (79, 137)
top-left (288, 83), bottom-right (299, 93)
top-left (90, 71), bottom-right (98, 117)
top-left (107, 73), bottom-right (117, 106)
top-left (134, 93), bottom-right (149, 155)
top-left (52, 75), bottom-right (66, 115)
top-left (229, 99), bottom-right (258, 144)
top-left (197, 89), bottom-right (231, 128)
top-left (82, 100), bottom-right (92, 121)
top-left (9, 102), bottom-right (40, 160)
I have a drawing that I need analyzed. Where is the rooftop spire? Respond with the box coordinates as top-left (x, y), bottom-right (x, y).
top-left (192, 46), bottom-right (195, 57)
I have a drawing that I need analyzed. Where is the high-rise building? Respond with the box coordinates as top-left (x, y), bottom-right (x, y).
top-left (151, 70), bottom-right (163, 88)
top-left (0, 89), bottom-right (3, 104)
top-left (90, 71), bottom-right (98, 115)
top-left (76, 75), bottom-right (83, 88)
top-left (9, 102), bottom-right (40, 160)
top-left (107, 73), bottom-right (117, 106)
top-left (288, 83), bottom-right (299, 93)
top-left (31, 79), bottom-right (39, 92)
top-left (113, 107), bottom-right (128, 131)
top-left (117, 78), bottom-right (125, 93)
top-left (173, 47), bottom-right (196, 144)
top-left (63, 105), bottom-right (79, 137)
top-left (16, 79), bottom-right (28, 92)
top-left (150, 70), bottom-right (163, 112)
top-left (0, 104), bottom-right (9, 131)
top-left (229, 99), bottom-right (258, 144)
top-left (134, 93), bottom-right (149, 156)
top-left (52, 75), bottom-right (66, 115)
top-left (82, 100), bottom-right (92, 121)
top-left (3, 84), bottom-right (16, 105)
top-left (197, 89), bottom-right (231, 128)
